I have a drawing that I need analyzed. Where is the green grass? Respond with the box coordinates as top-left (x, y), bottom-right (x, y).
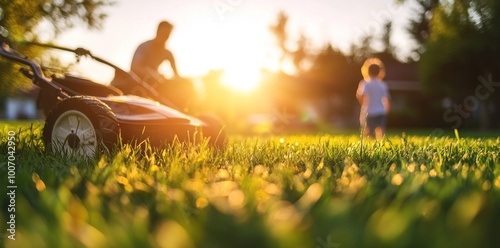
top-left (1, 121), bottom-right (500, 248)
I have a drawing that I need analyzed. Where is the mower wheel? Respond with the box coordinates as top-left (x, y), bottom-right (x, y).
top-left (43, 96), bottom-right (120, 158)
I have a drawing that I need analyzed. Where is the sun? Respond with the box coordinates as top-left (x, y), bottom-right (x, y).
top-left (221, 65), bottom-right (262, 93)
top-left (165, 19), bottom-right (268, 93)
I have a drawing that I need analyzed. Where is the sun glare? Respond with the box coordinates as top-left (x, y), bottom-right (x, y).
top-left (221, 65), bottom-right (262, 93)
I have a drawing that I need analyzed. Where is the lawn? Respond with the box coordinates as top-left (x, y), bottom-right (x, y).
top-left (1, 121), bottom-right (500, 248)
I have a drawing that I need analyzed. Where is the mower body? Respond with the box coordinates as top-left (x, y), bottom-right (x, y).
top-left (1, 41), bottom-right (225, 156)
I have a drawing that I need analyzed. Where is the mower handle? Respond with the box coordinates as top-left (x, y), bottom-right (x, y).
top-left (19, 67), bottom-right (34, 79)
top-left (0, 41), bottom-right (69, 99)
top-left (21, 41), bottom-right (122, 71)
top-left (22, 42), bottom-right (181, 109)
top-left (6, 41), bottom-right (181, 110)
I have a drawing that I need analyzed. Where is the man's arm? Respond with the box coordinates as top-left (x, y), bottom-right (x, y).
top-left (131, 46), bottom-right (168, 84)
top-left (164, 50), bottom-right (180, 78)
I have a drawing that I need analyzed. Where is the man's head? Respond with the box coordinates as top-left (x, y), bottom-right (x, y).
top-left (156, 21), bottom-right (173, 42)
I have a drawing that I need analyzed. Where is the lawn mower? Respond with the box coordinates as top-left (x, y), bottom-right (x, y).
top-left (0, 39), bottom-right (226, 157)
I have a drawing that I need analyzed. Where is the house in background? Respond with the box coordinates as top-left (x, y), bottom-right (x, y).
top-left (2, 86), bottom-right (41, 120)
top-left (383, 62), bottom-right (445, 128)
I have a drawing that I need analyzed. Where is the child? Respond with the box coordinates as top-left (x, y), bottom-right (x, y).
top-left (356, 58), bottom-right (390, 139)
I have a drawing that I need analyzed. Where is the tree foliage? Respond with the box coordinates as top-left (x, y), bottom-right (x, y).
top-left (419, 0), bottom-right (500, 128)
top-left (0, 0), bottom-right (113, 96)
top-left (407, 0), bottom-right (440, 54)
top-left (306, 44), bottom-right (359, 93)
top-left (269, 11), bottom-right (310, 74)
top-left (420, 0), bottom-right (500, 96)
top-left (382, 20), bottom-right (395, 55)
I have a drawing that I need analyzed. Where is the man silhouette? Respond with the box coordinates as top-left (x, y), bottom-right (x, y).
top-left (128, 21), bottom-right (196, 111)
top-left (131, 21), bottom-right (179, 84)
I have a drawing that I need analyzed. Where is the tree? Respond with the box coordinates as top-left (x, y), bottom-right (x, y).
top-left (307, 44), bottom-right (357, 91)
top-left (349, 33), bottom-right (375, 63)
top-left (406, 0), bottom-right (440, 55)
top-left (292, 33), bottom-right (308, 74)
top-left (0, 0), bottom-right (113, 96)
top-left (376, 19), bottom-right (401, 64)
top-left (269, 11), bottom-right (310, 74)
top-left (382, 20), bottom-right (395, 55)
top-left (269, 11), bottom-right (288, 71)
top-left (420, 0), bottom-right (500, 128)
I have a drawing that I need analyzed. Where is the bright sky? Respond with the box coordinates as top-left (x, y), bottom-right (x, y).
top-left (55, 0), bottom-right (416, 92)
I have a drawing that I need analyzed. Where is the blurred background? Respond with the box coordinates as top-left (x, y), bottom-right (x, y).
top-left (1, 0), bottom-right (499, 134)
